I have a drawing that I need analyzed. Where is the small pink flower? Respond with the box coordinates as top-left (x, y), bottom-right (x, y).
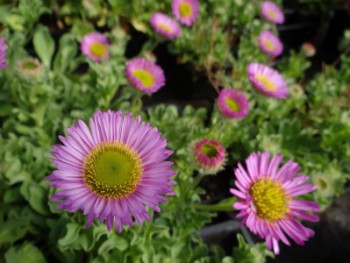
top-left (193, 138), bottom-right (226, 175)
top-left (150, 12), bottom-right (181, 39)
top-left (231, 152), bottom-right (320, 254)
top-left (301, 42), bottom-right (316, 57)
top-left (126, 58), bottom-right (165, 94)
top-left (261, 1), bottom-right (285, 24)
top-left (247, 62), bottom-right (288, 99)
top-left (217, 89), bottom-right (249, 119)
top-left (0, 37), bottom-right (8, 69)
top-left (172, 0), bottom-right (199, 27)
top-left (80, 32), bottom-right (110, 62)
top-left (258, 30), bottom-right (283, 57)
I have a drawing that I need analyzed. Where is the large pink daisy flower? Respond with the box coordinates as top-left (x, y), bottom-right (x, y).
top-left (258, 30), bottom-right (284, 57)
top-left (247, 62), bottom-right (288, 99)
top-left (0, 37), bottom-right (8, 69)
top-left (172, 0), bottom-right (199, 27)
top-left (126, 58), bottom-right (165, 94)
top-left (231, 152), bottom-right (320, 254)
top-left (150, 12), bottom-right (181, 39)
top-left (261, 1), bottom-right (285, 24)
top-left (47, 110), bottom-right (175, 232)
top-left (80, 32), bottom-right (110, 62)
top-left (217, 89), bottom-right (249, 119)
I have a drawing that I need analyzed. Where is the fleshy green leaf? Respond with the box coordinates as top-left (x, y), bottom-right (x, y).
top-left (5, 243), bottom-right (46, 263)
top-left (98, 235), bottom-right (128, 254)
top-left (33, 26), bottom-right (55, 68)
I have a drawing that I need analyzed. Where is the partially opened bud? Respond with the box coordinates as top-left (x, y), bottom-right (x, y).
top-left (192, 138), bottom-right (226, 175)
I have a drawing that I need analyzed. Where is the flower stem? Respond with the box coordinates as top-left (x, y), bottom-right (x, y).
top-left (192, 173), bottom-right (205, 188)
top-left (194, 197), bottom-right (237, 212)
top-left (194, 203), bottom-right (232, 212)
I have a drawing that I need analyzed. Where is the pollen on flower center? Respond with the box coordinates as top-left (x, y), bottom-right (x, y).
top-left (256, 74), bottom-right (277, 92)
top-left (263, 38), bottom-right (275, 51)
top-left (225, 97), bottom-right (240, 112)
top-left (132, 69), bottom-right (155, 88)
top-left (158, 23), bottom-right (174, 33)
top-left (250, 178), bottom-right (289, 222)
top-left (83, 142), bottom-right (143, 199)
top-left (90, 42), bottom-right (107, 57)
top-left (179, 2), bottom-right (193, 17)
top-left (267, 9), bottom-right (277, 19)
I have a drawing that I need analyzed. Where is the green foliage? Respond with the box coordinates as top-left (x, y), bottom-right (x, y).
top-left (232, 234), bottom-right (274, 263)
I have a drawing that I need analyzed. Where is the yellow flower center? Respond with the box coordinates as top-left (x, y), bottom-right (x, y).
top-left (256, 74), bottom-right (277, 92)
top-left (250, 178), bottom-right (289, 222)
top-left (158, 23), bottom-right (174, 34)
top-left (132, 69), bottom-right (155, 88)
top-left (179, 1), bottom-right (193, 18)
top-left (83, 142), bottom-right (143, 199)
top-left (225, 97), bottom-right (240, 112)
top-left (267, 9), bottom-right (277, 19)
top-left (90, 42), bottom-right (108, 57)
top-left (262, 38), bottom-right (275, 51)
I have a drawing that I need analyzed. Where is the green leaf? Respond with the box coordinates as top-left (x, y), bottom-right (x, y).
top-left (58, 223), bottom-right (82, 248)
top-left (53, 33), bottom-right (78, 73)
top-left (33, 26), bottom-right (55, 68)
top-left (5, 243), bottom-right (46, 263)
top-left (3, 187), bottom-right (23, 203)
top-left (20, 182), bottom-right (49, 215)
top-left (98, 235), bottom-right (128, 254)
top-left (0, 218), bottom-right (28, 245)
top-left (0, 103), bottom-right (13, 116)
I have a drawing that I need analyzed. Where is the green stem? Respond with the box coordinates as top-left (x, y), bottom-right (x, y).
top-left (192, 173), bottom-right (205, 188)
top-left (194, 197), bottom-right (237, 212)
top-left (194, 203), bottom-right (233, 212)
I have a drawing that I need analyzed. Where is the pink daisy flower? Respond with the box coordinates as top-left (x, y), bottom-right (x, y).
top-left (150, 12), bottom-right (181, 39)
top-left (247, 62), bottom-right (288, 99)
top-left (126, 58), bottom-right (165, 94)
top-left (80, 32), bottom-right (110, 62)
top-left (47, 110), bottom-right (175, 232)
top-left (301, 42), bottom-right (316, 57)
top-left (217, 89), bottom-right (249, 119)
top-left (0, 37), bottom-right (8, 69)
top-left (258, 30), bottom-right (284, 57)
top-left (231, 152), bottom-right (320, 254)
top-left (172, 0), bottom-right (199, 27)
top-left (261, 1), bottom-right (285, 24)
top-left (193, 138), bottom-right (226, 175)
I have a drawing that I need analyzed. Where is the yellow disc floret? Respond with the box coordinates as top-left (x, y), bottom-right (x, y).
top-left (90, 42), bottom-right (108, 57)
top-left (179, 2), bottom-right (193, 18)
top-left (133, 69), bottom-right (155, 88)
top-left (250, 178), bottom-right (289, 222)
top-left (267, 9), bottom-right (277, 19)
top-left (158, 23), bottom-right (174, 34)
top-left (263, 38), bottom-right (276, 51)
top-left (256, 74), bottom-right (277, 92)
top-left (225, 97), bottom-right (240, 112)
top-left (83, 142), bottom-right (143, 199)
